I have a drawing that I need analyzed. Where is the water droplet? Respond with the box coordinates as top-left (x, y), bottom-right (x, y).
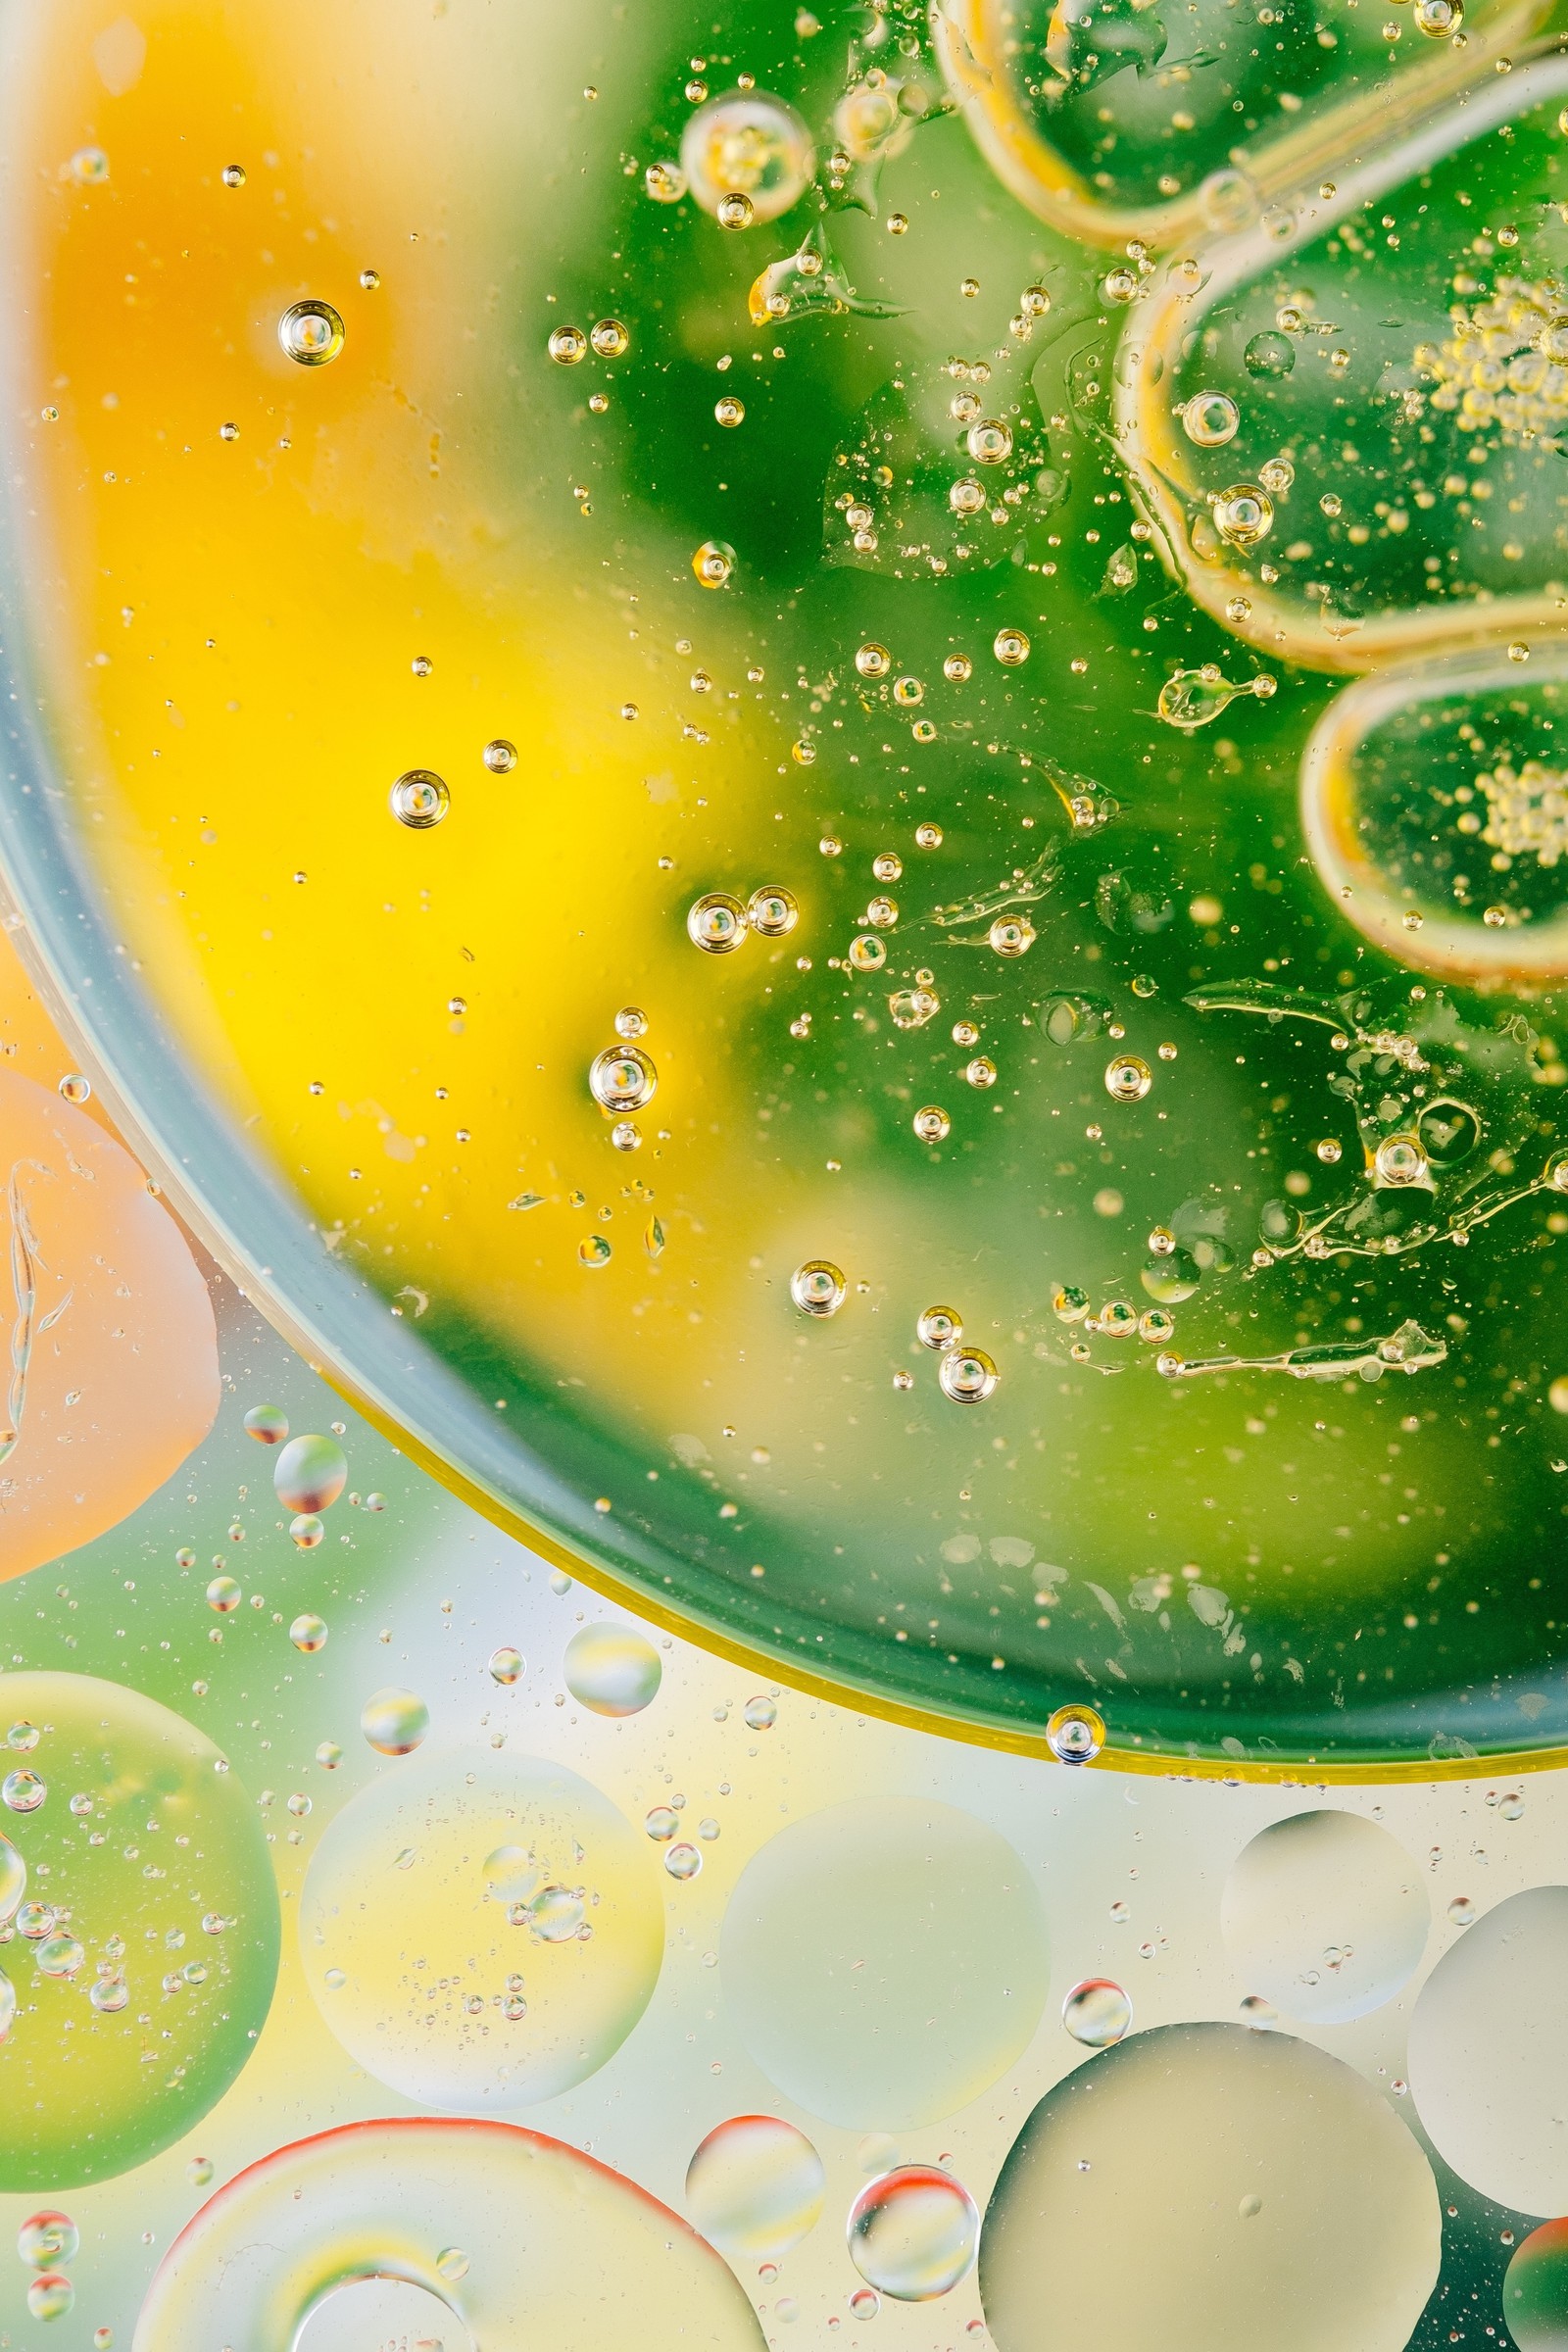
top-left (849, 2289), bottom-right (881, 2320)
top-left (360, 1687), bottom-right (429, 1756)
top-left (646, 1805), bottom-right (679, 1840)
top-left (745, 1694), bottom-right (778, 1730)
top-left (27, 2275), bottom-right (73, 2323)
top-left (1447, 1895), bottom-right (1476, 1927)
top-left (791, 1260), bottom-right (847, 1318)
top-left (57, 1072), bottom-right (90, 1104)
top-left (89, 1973), bottom-right (128, 2013)
top-left (848, 2165), bottom-right (979, 2301)
top-left (3, 1770), bottom-right (46, 1814)
top-left (277, 299), bottom-right (344, 367)
top-left (564, 1624), bottom-right (662, 1718)
top-left (1046, 1703), bottom-right (1105, 1764)
top-left (35, 1934), bottom-right (83, 1979)
top-left (687, 2114), bottom-right (826, 2259)
top-left (666, 1841), bottom-right (704, 1880)
top-left (389, 769), bottom-right (449, 829)
top-left (18, 2211), bottom-right (77, 2268)
top-left (1062, 1978), bottom-right (1132, 2047)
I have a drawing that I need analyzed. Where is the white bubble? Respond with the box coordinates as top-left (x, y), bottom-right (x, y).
top-left (564, 1625), bottom-right (662, 1718)
top-left (686, 2115), bottom-right (826, 2258)
top-left (849, 2165), bottom-right (978, 2301)
top-left (1221, 1811), bottom-right (1428, 2024)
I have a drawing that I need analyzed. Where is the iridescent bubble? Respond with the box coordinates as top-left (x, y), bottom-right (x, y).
top-left (564, 1624), bottom-right (662, 1718)
top-left (132, 2118), bottom-right (762, 2351)
top-left (289, 1614), bottom-right (328, 1654)
top-left (488, 1646), bottom-right (523, 1685)
top-left (0, 1832), bottom-right (24, 1925)
top-left (849, 2287), bottom-right (880, 2320)
top-left (359, 1688), bottom-right (428, 1756)
top-left (277, 299), bottom-right (344, 367)
top-left (300, 1748), bottom-right (662, 2108)
top-left (848, 2166), bottom-right (979, 2301)
top-left (0, 1670), bottom-right (277, 2189)
top-left (680, 93), bottom-right (815, 225)
top-left (1221, 1811), bottom-right (1429, 2026)
top-left (686, 2115), bottom-right (826, 2260)
top-left (721, 1798), bottom-right (1049, 2129)
top-left (1062, 1978), bottom-right (1131, 2047)
top-left (1407, 1886), bottom-right (1568, 2212)
top-left (980, 2025), bottom-right (1439, 2352)
top-left (272, 1434), bottom-right (347, 1514)
top-left (242, 1404), bottom-right (287, 1445)
top-left (289, 1513), bottom-right (324, 1550)
top-left (791, 1260), bottom-right (846, 1318)
top-left (27, 2274), bottom-right (73, 2321)
top-left (1504, 2218), bottom-right (1568, 2351)
top-left (18, 2208), bottom-right (78, 2266)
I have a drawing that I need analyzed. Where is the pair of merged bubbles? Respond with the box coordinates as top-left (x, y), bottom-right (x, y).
top-left (6, 0), bottom-right (1568, 1768)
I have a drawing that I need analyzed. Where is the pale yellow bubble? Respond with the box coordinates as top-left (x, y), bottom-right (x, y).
top-left (300, 1748), bottom-right (662, 2108)
top-left (359, 1687), bottom-right (428, 1755)
top-left (1221, 1811), bottom-right (1428, 2025)
top-left (686, 2114), bottom-right (826, 2259)
top-left (721, 1798), bottom-right (1049, 2129)
top-left (563, 1624), bottom-right (662, 1718)
top-left (981, 2024), bottom-right (1439, 2352)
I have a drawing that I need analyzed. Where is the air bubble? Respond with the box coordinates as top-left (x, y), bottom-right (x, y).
top-left (277, 300), bottom-right (345, 367)
top-left (688, 891), bottom-right (748, 953)
top-left (1046, 1703), bottom-right (1105, 1764)
top-left (938, 1348), bottom-right (999, 1403)
top-left (589, 1046), bottom-right (658, 1113)
top-left (389, 770), bottom-right (449, 829)
top-left (791, 1260), bottom-right (847, 1317)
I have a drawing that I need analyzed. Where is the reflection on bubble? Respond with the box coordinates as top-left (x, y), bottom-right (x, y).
top-left (18, 2208), bottom-right (77, 2267)
top-left (132, 2118), bottom-right (765, 2351)
top-left (848, 2166), bottom-right (979, 2301)
top-left (360, 1687), bottom-right (429, 1755)
top-left (1505, 2217), bottom-right (1568, 2352)
top-left (981, 2024), bottom-right (1439, 2352)
top-left (564, 1624), bottom-right (662, 1718)
top-left (0, 1671), bottom-right (277, 2190)
top-left (1221, 1810), bottom-right (1428, 2025)
top-left (680, 93), bottom-right (814, 224)
top-left (272, 1433), bottom-right (347, 1514)
top-left (686, 2115), bottom-right (826, 2259)
top-left (721, 1798), bottom-right (1049, 2129)
top-left (299, 1748), bottom-right (662, 2108)
top-left (1062, 1978), bottom-right (1131, 2047)
top-left (1408, 1885), bottom-right (1568, 2213)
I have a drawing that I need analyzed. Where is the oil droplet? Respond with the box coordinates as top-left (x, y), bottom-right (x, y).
top-left (917, 1306), bottom-right (962, 1350)
top-left (688, 891), bottom-right (748, 953)
top-left (589, 1045), bottom-right (658, 1112)
top-left (220, 164), bottom-right (245, 188)
top-left (0, 1836), bottom-right (23, 1927)
top-left (965, 1056), bottom-right (997, 1089)
top-left (548, 324), bottom-right (588, 365)
top-left (748, 885), bottom-right (799, 937)
top-left (1104, 1055), bottom-right (1152, 1102)
top-left (1212, 485), bottom-right (1274, 548)
top-left (1062, 1979), bottom-right (1132, 2047)
top-left (273, 1434), bottom-right (347, 1514)
top-left (483, 738), bottom-right (516, 774)
top-left (17, 2210), bottom-right (77, 2267)
top-left (646, 160), bottom-right (688, 201)
top-left (646, 1805), bottom-right (678, 1840)
top-left (27, 2276), bottom-right (73, 2322)
top-left (289, 1613), bottom-right (328, 1654)
top-left (693, 538), bottom-right (736, 588)
top-left (890, 989), bottom-right (939, 1030)
top-left (681, 92), bottom-right (816, 224)
top-left (993, 628), bottom-right (1030, 666)
top-left (389, 770), bottom-right (449, 829)
top-left (745, 1695), bottom-right (778, 1730)
top-left (360, 1687), bottom-right (429, 1757)
top-left (564, 1624), bottom-right (662, 1718)
top-left (1182, 393), bottom-right (1240, 446)
top-left (715, 395), bottom-right (746, 426)
top-left (242, 1404), bottom-right (287, 1445)
top-left (717, 191), bottom-right (756, 228)
top-left (666, 1841), bottom-right (704, 1880)
top-left (847, 2165), bottom-right (979, 2300)
top-left (206, 1575), bottom-right (241, 1614)
top-left (686, 2114), bottom-right (826, 2259)
top-left (3, 1771), bottom-right (46, 1813)
top-left (967, 418), bottom-right (1014, 465)
top-left (277, 299), bottom-right (344, 367)
top-left (590, 318), bottom-right (629, 358)
top-left (290, 1513), bottom-right (324, 1550)
top-left (1447, 1895), bottom-right (1477, 1927)
top-left (912, 1105), bottom-right (951, 1143)
top-left (857, 643), bottom-right (892, 678)
top-left (791, 1260), bottom-right (847, 1318)
top-left (1245, 331), bottom-right (1296, 378)
top-left (1415, 0), bottom-right (1462, 30)
top-left (944, 656), bottom-right (972, 682)
top-left (938, 1348), bottom-right (999, 1403)
top-left (57, 1074), bottom-right (90, 1104)
top-left (849, 935), bottom-right (887, 972)
top-left (488, 1645), bottom-right (523, 1684)
top-left (1046, 1703), bottom-right (1105, 1764)
top-left (578, 1235), bottom-right (612, 1269)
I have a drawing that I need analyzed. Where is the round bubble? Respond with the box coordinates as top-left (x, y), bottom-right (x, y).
top-left (980, 2024), bottom-right (1439, 2352)
top-left (1220, 1810), bottom-right (1428, 2024)
top-left (1505, 2219), bottom-right (1568, 2351)
top-left (720, 1798), bottom-right (1049, 2129)
top-left (849, 2165), bottom-right (979, 2301)
top-left (0, 1072), bottom-right (219, 1586)
top-left (132, 2118), bottom-right (765, 2351)
top-left (1408, 1885), bottom-right (1568, 2213)
top-left (564, 1624), bottom-right (662, 1718)
top-left (272, 1433), bottom-right (347, 1514)
top-left (0, 1671), bottom-right (277, 2190)
top-left (18, 2208), bottom-right (77, 2266)
top-left (686, 2115), bottom-right (826, 2259)
top-left (0, 1832), bottom-right (24, 1925)
top-left (299, 1747), bottom-right (662, 2108)
top-left (1062, 1978), bottom-right (1131, 2047)
top-left (360, 1686), bottom-right (428, 1755)
top-left (680, 92), bottom-right (814, 225)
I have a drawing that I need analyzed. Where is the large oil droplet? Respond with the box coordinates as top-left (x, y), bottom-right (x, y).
top-left (1504, 2218), bottom-right (1568, 2352)
top-left (0, 1832), bottom-right (23, 1925)
top-left (277, 299), bottom-right (345, 367)
top-left (1221, 1811), bottom-right (1428, 2026)
top-left (848, 2166), bottom-right (979, 2301)
top-left (563, 1624), bottom-right (662, 1718)
top-left (686, 2115), bottom-right (826, 2260)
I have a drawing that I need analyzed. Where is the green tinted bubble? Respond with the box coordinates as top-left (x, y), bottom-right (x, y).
top-left (0, 1671), bottom-right (277, 2190)
top-left (1505, 2219), bottom-right (1568, 2352)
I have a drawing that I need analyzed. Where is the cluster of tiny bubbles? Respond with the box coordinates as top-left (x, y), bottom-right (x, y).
top-left (692, 538), bottom-right (735, 588)
top-left (1045, 1702), bottom-right (1106, 1765)
top-left (273, 1432), bottom-right (347, 1514)
top-left (277, 299), bottom-right (345, 367)
top-left (1104, 1054), bottom-right (1152, 1103)
top-left (680, 91), bottom-right (815, 223)
top-left (912, 1105), bottom-right (952, 1143)
top-left (488, 1645), bottom-right (524, 1685)
top-left (389, 769), bottom-right (449, 829)
top-left (563, 1624), bottom-right (662, 1719)
top-left (289, 1613), bottom-right (328, 1654)
top-left (686, 2115), bottom-right (827, 2260)
top-left (242, 1402), bottom-right (288, 1445)
top-left (848, 2166), bottom-right (980, 2301)
top-left (482, 737), bottom-right (516, 774)
top-left (589, 1043), bottom-right (658, 1115)
top-left (1062, 1979), bottom-right (1132, 2048)
top-left (937, 1347), bottom-right (1000, 1403)
top-left (360, 1686), bottom-right (429, 1756)
top-left (1181, 392), bottom-right (1240, 447)
top-left (1504, 2217), bottom-right (1568, 2352)
top-left (993, 627), bottom-right (1030, 666)
top-left (1220, 1811), bottom-right (1429, 2026)
top-left (791, 1260), bottom-right (847, 1317)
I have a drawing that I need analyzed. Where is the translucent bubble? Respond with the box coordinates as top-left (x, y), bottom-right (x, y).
top-left (18, 2209), bottom-right (77, 2267)
top-left (967, 418), bottom-right (1013, 465)
top-left (721, 1798), bottom-right (1048, 2129)
top-left (1406, 1886), bottom-right (1568, 2212)
top-left (857, 644), bottom-right (891, 678)
top-left (277, 300), bottom-right (344, 367)
top-left (1245, 332), bottom-right (1297, 379)
top-left (0, 1670), bottom-right (277, 2189)
top-left (890, 988), bottom-right (939, 1030)
top-left (989, 915), bottom-right (1035, 957)
top-left (744, 1695), bottom-right (777, 1731)
top-left (687, 2115), bottom-right (825, 2260)
top-left (849, 2166), bottom-right (979, 2301)
top-left (290, 1512), bottom-right (324, 1550)
top-left (688, 891), bottom-right (748, 953)
top-left (993, 628), bottom-right (1030, 666)
top-left (912, 1105), bottom-right (952, 1143)
top-left (1212, 485), bottom-right (1274, 549)
top-left (665, 1841), bottom-right (703, 1880)
top-left (488, 1646), bottom-right (523, 1685)
top-left (715, 394), bottom-right (746, 426)
top-left (1504, 2218), bottom-right (1568, 2351)
top-left (1104, 1055), bottom-right (1152, 1103)
top-left (564, 1624), bottom-right (662, 1718)
top-left (646, 160), bottom-right (688, 202)
top-left (849, 935), bottom-right (887, 972)
top-left (289, 1614), bottom-right (328, 1654)
top-left (300, 1749), bottom-right (662, 2108)
top-left (547, 324), bottom-right (588, 365)
top-left (1182, 394), bottom-right (1240, 447)
top-left (917, 1305), bottom-right (962, 1351)
top-left (590, 318), bottom-right (629, 359)
top-left (1039, 993), bottom-right (1109, 1046)
top-left (272, 1434), bottom-right (347, 1516)
top-left (1221, 1811), bottom-right (1428, 2027)
top-left (1062, 1978), bottom-right (1131, 2047)
top-left (206, 1574), bottom-right (241, 1614)
top-left (1414, 0), bottom-right (1462, 31)
top-left (389, 770), bottom-right (449, 829)
top-left (693, 539), bottom-right (736, 588)
top-left (27, 2274), bottom-right (72, 2321)
top-left (981, 2024), bottom-right (1439, 2352)
top-left (938, 1348), bottom-right (999, 1403)
top-left (3, 1770), bottom-right (45, 1813)
top-left (791, 1260), bottom-right (846, 1318)
top-left (242, 1404), bottom-right (287, 1445)
top-left (359, 1687), bottom-right (429, 1756)
top-left (89, 1974), bottom-right (127, 2014)
top-left (747, 886), bottom-right (798, 938)
top-left (482, 738), bottom-right (516, 775)
top-left (645, 1805), bottom-right (678, 1840)
top-left (1045, 1703), bottom-right (1104, 1765)
top-left (680, 93), bottom-right (815, 224)
top-left (0, 1833), bottom-right (24, 1926)
top-left (588, 1046), bottom-right (658, 1114)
